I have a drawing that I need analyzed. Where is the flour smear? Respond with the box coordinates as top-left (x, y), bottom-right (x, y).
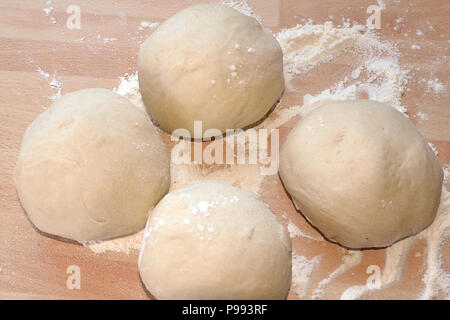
top-left (65, 0), bottom-right (448, 300)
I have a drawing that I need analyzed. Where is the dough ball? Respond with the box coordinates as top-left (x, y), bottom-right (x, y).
top-left (138, 3), bottom-right (284, 139)
top-left (279, 100), bottom-right (443, 249)
top-left (138, 181), bottom-right (292, 300)
top-left (14, 88), bottom-right (170, 241)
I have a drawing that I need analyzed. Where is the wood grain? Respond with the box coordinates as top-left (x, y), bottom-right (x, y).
top-left (0, 0), bottom-right (448, 299)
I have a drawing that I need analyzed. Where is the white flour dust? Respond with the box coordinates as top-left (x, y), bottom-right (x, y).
top-left (36, 66), bottom-right (62, 102)
top-left (287, 220), bottom-right (323, 242)
top-left (220, 0), bottom-right (262, 22)
top-left (72, 0), bottom-right (448, 300)
top-left (341, 187), bottom-right (450, 300)
top-left (43, 0), bottom-right (56, 24)
top-left (444, 166), bottom-right (450, 184)
top-left (312, 250), bottom-right (363, 299)
top-left (423, 78), bottom-right (446, 95)
top-left (139, 21), bottom-right (160, 31)
top-left (80, 230), bottom-right (144, 255)
top-left (114, 72), bottom-right (140, 102)
top-left (290, 254), bottom-right (321, 299)
top-left (276, 21), bottom-right (409, 116)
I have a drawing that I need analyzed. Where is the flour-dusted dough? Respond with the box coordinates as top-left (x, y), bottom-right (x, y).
top-left (138, 181), bottom-right (292, 300)
top-left (279, 100), bottom-right (443, 249)
top-left (14, 88), bottom-right (170, 241)
top-left (138, 3), bottom-right (284, 139)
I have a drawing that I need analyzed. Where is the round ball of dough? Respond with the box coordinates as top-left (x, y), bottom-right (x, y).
top-left (14, 88), bottom-right (170, 241)
top-left (279, 100), bottom-right (443, 249)
top-left (138, 3), bottom-right (284, 139)
top-left (138, 181), bottom-right (292, 300)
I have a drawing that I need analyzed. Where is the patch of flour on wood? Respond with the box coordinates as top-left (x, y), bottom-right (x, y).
top-left (36, 66), bottom-right (63, 102)
top-left (290, 254), bottom-right (321, 299)
top-left (341, 187), bottom-right (450, 300)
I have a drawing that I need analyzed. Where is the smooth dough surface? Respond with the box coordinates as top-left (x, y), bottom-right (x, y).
top-left (14, 88), bottom-right (170, 241)
top-left (138, 181), bottom-right (292, 300)
top-left (279, 100), bottom-right (443, 249)
top-left (138, 3), bottom-right (284, 139)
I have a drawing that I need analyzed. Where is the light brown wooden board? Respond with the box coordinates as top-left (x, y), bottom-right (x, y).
top-left (0, 0), bottom-right (448, 299)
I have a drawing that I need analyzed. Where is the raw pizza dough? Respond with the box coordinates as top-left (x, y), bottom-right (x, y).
top-left (279, 100), bottom-right (443, 249)
top-left (14, 88), bottom-right (170, 241)
top-left (138, 181), bottom-right (292, 299)
top-left (138, 3), bottom-right (284, 139)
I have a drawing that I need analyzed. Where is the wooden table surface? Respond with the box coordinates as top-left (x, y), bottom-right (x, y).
top-left (0, 0), bottom-right (448, 299)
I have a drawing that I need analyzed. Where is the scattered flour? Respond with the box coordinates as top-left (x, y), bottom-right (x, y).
top-left (301, 57), bottom-right (409, 115)
top-left (341, 236), bottom-right (414, 300)
top-left (276, 21), bottom-right (400, 85)
top-left (424, 78), bottom-right (446, 95)
top-left (169, 142), bottom-right (265, 195)
top-left (139, 21), bottom-right (160, 31)
top-left (43, 0), bottom-right (56, 24)
top-left (114, 72), bottom-right (141, 104)
top-left (419, 188), bottom-right (450, 299)
top-left (415, 111), bottom-right (429, 121)
top-left (80, 230), bottom-right (144, 255)
top-left (290, 254), bottom-right (321, 299)
top-left (312, 250), bottom-right (363, 299)
top-left (221, 0), bottom-right (262, 23)
top-left (341, 187), bottom-right (450, 300)
top-left (377, 0), bottom-right (386, 10)
top-left (275, 20), bottom-right (409, 117)
top-left (103, 37), bottom-right (118, 43)
top-left (428, 142), bottom-right (439, 156)
top-left (96, 34), bottom-right (119, 43)
top-left (444, 165), bottom-right (450, 184)
top-left (36, 67), bottom-right (62, 101)
top-left (277, 21), bottom-right (368, 76)
top-left (287, 220), bottom-right (323, 241)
